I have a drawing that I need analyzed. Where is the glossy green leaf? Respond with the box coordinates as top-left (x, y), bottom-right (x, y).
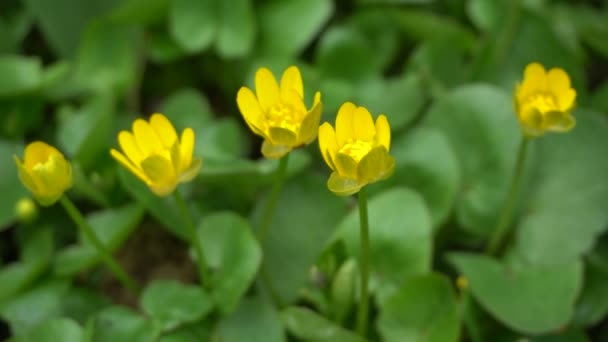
top-left (140, 280), bottom-right (213, 331)
top-left (335, 187), bottom-right (432, 300)
top-left (109, 0), bottom-right (170, 24)
top-left (53, 203), bottom-right (144, 276)
top-left (377, 273), bottom-right (460, 342)
top-left (14, 318), bottom-right (84, 342)
top-left (258, 0), bottom-right (333, 56)
top-left (573, 260), bottom-right (608, 327)
top-left (512, 110), bottom-right (608, 264)
top-left (0, 55), bottom-right (42, 97)
top-left (252, 173), bottom-right (348, 304)
top-left (391, 9), bottom-right (476, 49)
top-left (216, 296), bottom-right (285, 342)
top-left (0, 140), bottom-right (27, 229)
top-left (169, 0), bottom-right (216, 53)
top-left (423, 84), bottom-right (520, 238)
top-left (88, 306), bottom-right (160, 342)
top-left (316, 25), bottom-right (376, 81)
top-left (281, 306), bottom-right (365, 342)
top-left (197, 212), bottom-right (261, 315)
top-left (215, 0), bottom-right (255, 58)
top-left (450, 253), bottom-right (583, 334)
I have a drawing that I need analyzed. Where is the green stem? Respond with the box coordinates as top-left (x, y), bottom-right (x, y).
top-left (356, 187), bottom-right (370, 337)
top-left (486, 136), bottom-right (530, 256)
top-left (173, 190), bottom-right (209, 289)
top-left (59, 196), bottom-right (140, 294)
top-left (257, 154), bottom-right (290, 243)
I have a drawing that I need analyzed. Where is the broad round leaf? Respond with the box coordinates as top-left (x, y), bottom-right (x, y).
top-left (89, 306), bottom-right (160, 342)
top-left (15, 318), bottom-right (84, 342)
top-left (216, 296), bottom-right (285, 342)
top-left (169, 0), bottom-right (216, 53)
top-left (281, 306), bottom-right (365, 342)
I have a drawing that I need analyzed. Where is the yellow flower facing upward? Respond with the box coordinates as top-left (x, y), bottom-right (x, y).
top-left (110, 113), bottom-right (201, 196)
top-left (237, 66), bottom-right (322, 159)
top-left (14, 142), bottom-right (72, 206)
top-left (318, 102), bottom-right (395, 196)
top-left (514, 62), bottom-right (577, 137)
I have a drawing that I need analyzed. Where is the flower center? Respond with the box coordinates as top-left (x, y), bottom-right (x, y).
top-left (339, 139), bottom-right (373, 162)
top-left (267, 104), bottom-right (301, 133)
top-left (523, 93), bottom-right (558, 114)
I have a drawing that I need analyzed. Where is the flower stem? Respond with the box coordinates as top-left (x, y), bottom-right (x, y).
top-left (257, 153), bottom-right (290, 243)
top-left (59, 196), bottom-right (140, 294)
top-left (173, 190), bottom-right (209, 290)
top-left (356, 187), bottom-right (370, 337)
top-left (486, 136), bottom-right (530, 256)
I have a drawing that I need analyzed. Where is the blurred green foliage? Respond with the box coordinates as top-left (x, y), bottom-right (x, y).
top-left (1, 0), bottom-right (608, 341)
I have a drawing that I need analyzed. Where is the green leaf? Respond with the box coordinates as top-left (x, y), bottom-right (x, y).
top-left (0, 55), bottom-right (42, 97)
top-left (573, 260), bottom-right (608, 327)
top-left (108, 0), bottom-right (171, 25)
top-left (258, 0), bottom-right (333, 57)
top-left (215, 0), bottom-right (255, 58)
top-left (21, 225), bottom-right (53, 264)
top-left (159, 321), bottom-right (211, 342)
top-left (252, 173), bottom-right (348, 303)
top-left (23, 0), bottom-right (121, 57)
top-left (73, 20), bottom-right (139, 94)
top-left (316, 25), bottom-right (376, 81)
top-left (140, 280), bottom-right (213, 332)
top-left (391, 9), bottom-right (476, 49)
top-left (197, 212), bottom-right (261, 315)
top-left (60, 287), bottom-right (110, 326)
top-left (0, 280), bottom-right (71, 335)
top-left (512, 110), bottom-right (608, 265)
top-left (281, 306), bottom-right (366, 342)
top-left (169, 0), bottom-right (216, 53)
top-left (422, 84), bottom-right (520, 238)
top-left (377, 273), bottom-right (460, 342)
top-left (466, 0), bottom-right (506, 33)
top-left (0, 11), bottom-right (32, 54)
top-left (14, 318), bottom-right (84, 342)
top-left (375, 127), bottom-right (460, 228)
top-left (0, 140), bottom-right (27, 229)
top-left (116, 167), bottom-right (188, 239)
top-left (590, 82), bottom-right (608, 113)
top-left (216, 296), bottom-right (285, 342)
top-left (88, 306), bottom-right (160, 342)
top-left (0, 261), bottom-right (47, 306)
top-left (53, 203), bottom-right (144, 276)
top-left (449, 253), bottom-right (583, 334)
top-left (335, 188), bottom-right (432, 300)
top-left (56, 95), bottom-right (114, 169)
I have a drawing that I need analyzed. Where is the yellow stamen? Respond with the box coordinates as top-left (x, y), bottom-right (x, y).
top-left (339, 139), bottom-right (373, 163)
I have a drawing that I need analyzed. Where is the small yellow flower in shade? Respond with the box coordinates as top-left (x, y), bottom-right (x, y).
top-left (318, 102), bottom-right (395, 196)
top-left (110, 113), bottom-right (201, 196)
top-left (514, 62), bottom-right (577, 137)
top-left (15, 197), bottom-right (38, 223)
top-left (14, 142), bottom-right (72, 206)
top-left (456, 276), bottom-right (469, 291)
top-left (237, 66), bottom-right (322, 159)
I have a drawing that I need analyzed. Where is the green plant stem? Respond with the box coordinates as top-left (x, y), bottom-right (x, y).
top-left (257, 153), bottom-right (290, 243)
top-left (173, 190), bottom-right (209, 290)
top-left (356, 187), bottom-right (370, 337)
top-left (486, 136), bottom-right (530, 256)
top-left (59, 196), bottom-right (140, 294)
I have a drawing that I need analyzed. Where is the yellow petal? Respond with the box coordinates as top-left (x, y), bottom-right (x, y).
top-left (298, 92), bottom-right (323, 145)
top-left (269, 126), bottom-right (297, 147)
top-left (32, 154), bottom-right (71, 202)
top-left (352, 106), bottom-right (375, 142)
top-left (133, 118), bottom-right (163, 155)
top-left (23, 141), bottom-right (59, 170)
top-left (327, 172), bottom-right (363, 196)
top-left (110, 149), bottom-right (149, 184)
top-left (179, 128), bottom-right (195, 172)
top-left (281, 89), bottom-right (307, 119)
top-left (149, 183), bottom-right (177, 197)
top-left (335, 102), bottom-right (357, 146)
top-left (170, 139), bottom-right (181, 176)
top-left (140, 155), bottom-right (177, 190)
top-left (261, 140), bottom-right (291, 159)
top-left (334, 152), bottom-right (358, 180)
top-left (557, 88), bottom-right (576, 112)
top-left (318, 122), bottom-right (338, 171)
top-left (255, 67), bottom-right (280, 112)
top-left (547, 68), bottom-right (571, 96)
top-left (149, 113), bottom-right (178, 148)
top-left (545, 111), bottom-right (576, 133)
top-left (518, 62), bottom-right (547, 102)
top-left (118, 131), bottom-right (144, 165)
top-left (14, 155), bottom-right (39, 194)
top-left (357, 146), bottom-right (388, 184)
top-left (375, 115), bottom-right (391, 151)
top-left (179, 157), bottom-right (202, 182)
top-left (236, 87), bottom-right (267, 137)
top-left (280, 66), bottom-right (304, 101)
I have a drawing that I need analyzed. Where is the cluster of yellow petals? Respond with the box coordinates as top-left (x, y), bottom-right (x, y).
top-left (318, 102), bottom-right (395, 196)
top-left (14, 141), bottom-right (72, 206)
top-left (237, 66), bottom-right (322, 159)
top-left (110, 113), bottom-right (201, 196)
top-left (514, 62), bottom-right (577, 137)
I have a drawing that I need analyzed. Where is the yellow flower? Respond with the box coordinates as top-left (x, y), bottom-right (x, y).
top-left (318, 102), bottom-right (395, 196)
top-left (14, 141), bottom-right (72, 206)
top-left (237, 66), bottom-right (322, 159)
top-left (110, 113), bottom-right (201, 196)
top-left (514, 62), bottom-right (577, 136)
